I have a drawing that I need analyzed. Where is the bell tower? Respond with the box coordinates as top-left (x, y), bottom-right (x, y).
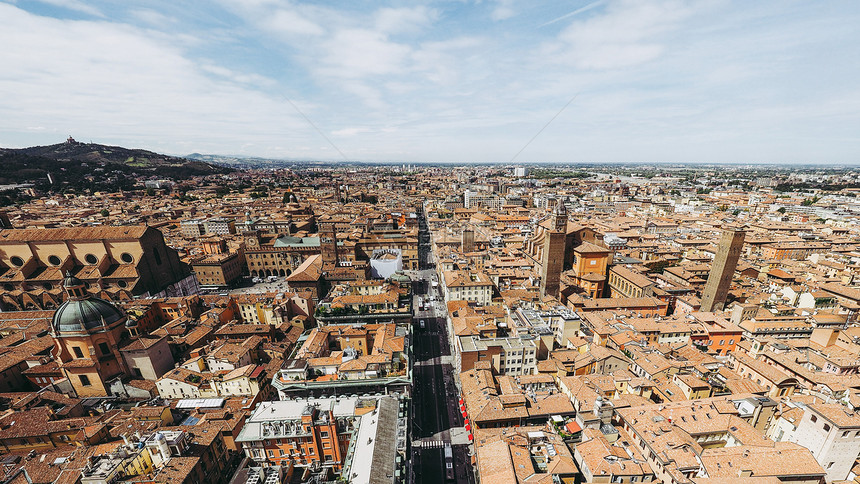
top-left (540, 202), bottom-right (568, 300)
top-left (319, 221), bottom-right (339, 266)
top-left (552, 200), bottom-right (568, 232)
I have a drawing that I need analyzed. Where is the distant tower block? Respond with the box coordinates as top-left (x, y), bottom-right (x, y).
top-left (540, 202), bottom-right (568, 299)
top-left (462, 226), bottom-right (475, 253)
top-left (700, 229), bottom-right (746, 312)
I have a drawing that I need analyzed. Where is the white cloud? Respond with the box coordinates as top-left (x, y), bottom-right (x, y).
top-left (264, 8), bottom-right (324, 37)
top-left (130, 8), bottom-right (177, 27)
top-left (0, 3), bottom-right (308, 155)
top-left (490, 0), bottom-right (516, 21)
top-left (34, 0), bottom-right (103, 18)
top-left (2, 1), bottom-right (860, 163)
top-left (375, 6), bottom-right (437, 35)
top-left (540, 0), bottom-right (606, 27)
top-left (548, 0), bottom-right (694, 70)
top-left (331, 127), bottom-right (372, 137)
top-left (319, 29), bottom-right (411, 78)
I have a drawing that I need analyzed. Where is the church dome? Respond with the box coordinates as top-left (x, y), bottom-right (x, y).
top-left (52, 297), bottom-right (125, 333)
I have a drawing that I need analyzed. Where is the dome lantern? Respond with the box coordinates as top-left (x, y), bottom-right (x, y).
top-left (62, 272), bottom-right (87, 300)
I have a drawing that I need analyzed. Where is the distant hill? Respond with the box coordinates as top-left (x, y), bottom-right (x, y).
top-left (186, 152), bottom-right (301, 169)
top-left (185, 152), bottom-right (385, 168)
top-left (0, 138), bottom-right (232, 191)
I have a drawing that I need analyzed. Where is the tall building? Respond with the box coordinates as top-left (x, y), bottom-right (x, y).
top-left (319, 221), bottom-right (339, 267)
top-left (462, 226), bottom-right (475, 252)
top-left (540, 203), bottom-right (567, 299)
top-left (700, 229), bottom-right (746, 312)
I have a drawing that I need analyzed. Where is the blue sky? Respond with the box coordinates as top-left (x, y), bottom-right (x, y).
top-left (1, 0), bottom-right (859, 163)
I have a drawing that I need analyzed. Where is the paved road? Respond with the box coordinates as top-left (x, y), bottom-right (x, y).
top-left (409, 207), bottom-right (476, 484)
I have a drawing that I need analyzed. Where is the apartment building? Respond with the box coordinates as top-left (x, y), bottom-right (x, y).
top-left (608, 265), bottom-right (656, 298)
top-left (458, 335), bottom-right (538, 375)
top-left (443, 270), bottom-right (493, 305)
top-left (235, 397), bottom-right (363, 473)
top-left (180, 219), bottom-right (206, 238)
top-left (617, 400), bottom-right (826, 484)
top-left (762, 242), bottom-right (831, 260)
top-left (791, 403), bottom-right (860, 481)
top-left (192, 252), bottom-right (243, 287)
top-left (203, 217), bottom-right (237, 235)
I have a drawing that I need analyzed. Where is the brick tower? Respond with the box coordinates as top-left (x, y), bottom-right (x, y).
top-left (540, 202), bottom-right (567, 299)
top-left (319, 221), bottom-right (339, 267)
top-left (700, 229), bottom-right (746, 312)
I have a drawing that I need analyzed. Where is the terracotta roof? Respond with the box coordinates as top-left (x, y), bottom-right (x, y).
top-left (0, 226), bottom-right (149, 242)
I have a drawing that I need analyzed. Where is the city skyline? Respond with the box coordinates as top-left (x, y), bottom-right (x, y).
top-left (2, 0), bottom-right (859, 163)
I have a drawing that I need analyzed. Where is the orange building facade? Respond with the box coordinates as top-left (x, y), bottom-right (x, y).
top-left (236, 399), bottom-right (361, 474)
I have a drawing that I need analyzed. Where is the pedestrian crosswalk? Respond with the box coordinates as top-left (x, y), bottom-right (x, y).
top-left (414, 439), bottom-right (447, 449)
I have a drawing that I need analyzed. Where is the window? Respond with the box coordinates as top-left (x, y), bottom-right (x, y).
top-left (98, 342), bottom-right (110, 355)
top-left (153, 248), bottom-right (162, 265)
top-left (811, 415), bottom-right (818, 423)
top-left (73, 347), bottom-right (84, 358)
top-left (48, 255), bottom-right (62, 266)
top-left (823, 424), bottom-right (831, 432)
top-left (9, 256), bottom-right (24, 267)
top-left (120, 252), bottom-right (134, 264)
top-left (85, 253), bottom-right (98, 264)
top-left (79, 375), bottom-right (91, 386)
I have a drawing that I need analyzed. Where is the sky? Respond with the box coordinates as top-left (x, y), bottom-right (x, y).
top-left (1, 0), bottom-right (859, 164)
